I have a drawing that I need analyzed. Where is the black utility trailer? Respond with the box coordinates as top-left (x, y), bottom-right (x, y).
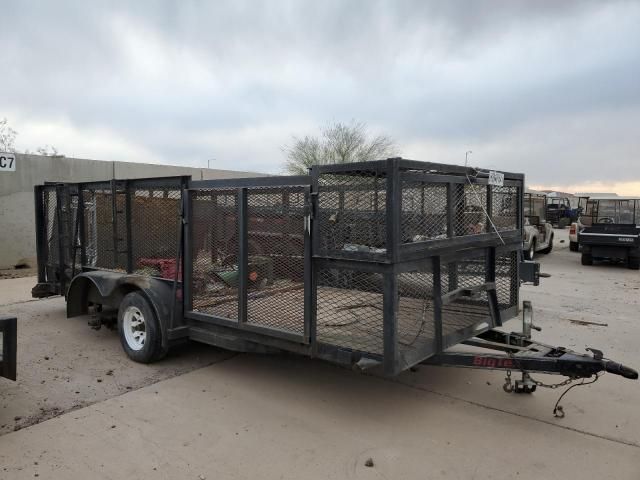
top-left (578, 198), bottom-right (640, 269)
top-left (31, 159), bottom-right (636, 391)
top-left (0, 316), bottom-right (17, 381)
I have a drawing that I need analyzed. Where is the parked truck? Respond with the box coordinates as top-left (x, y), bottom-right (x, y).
top-left (576, 197), bottom-right (640, 269)
top-left (30, 159), bottom-right (636, 401)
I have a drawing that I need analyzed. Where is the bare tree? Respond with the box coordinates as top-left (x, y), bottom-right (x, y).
top-left (35, 145), bottom-right (59, 156)
top-left (284, 121), bottom-right (398, 175)
top-left (0, 117), bottom-right (17, 152)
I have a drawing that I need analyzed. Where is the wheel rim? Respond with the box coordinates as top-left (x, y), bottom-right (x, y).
top-left (529, 244), bottom-right (535, 259)
top-left (123, 306), bottom-right (146, 351)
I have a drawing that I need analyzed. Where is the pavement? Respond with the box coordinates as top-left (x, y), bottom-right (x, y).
top-left (0, 229), bottom-right (638, 479)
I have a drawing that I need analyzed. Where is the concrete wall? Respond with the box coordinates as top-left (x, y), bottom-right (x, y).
top-left (0, 154), bottom-right (264, 268)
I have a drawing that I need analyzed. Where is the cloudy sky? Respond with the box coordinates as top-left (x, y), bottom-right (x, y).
top-left (2, 1), bottom-right (639, 192)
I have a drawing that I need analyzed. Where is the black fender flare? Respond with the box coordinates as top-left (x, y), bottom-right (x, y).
top-left (66, 271), bottom-right (177, 349)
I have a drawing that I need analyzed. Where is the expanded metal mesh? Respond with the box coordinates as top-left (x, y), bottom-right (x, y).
top-left (316, 171), bottom-right (387, 257)
top-left (191, 189), bottom-right (238, 320)
top-left (453, 184), bottom-right (488, 236)
top-left (491, 186), bottom-right (518, 231)
top-left (131, 187), bottom-right (182, 279)
top-left (441, 256), bottom-right (491, 338)
top-left (316, 268), bottom-right (385, 354)
top-left (495, 250), bottom-right (518, 311)
top-left (396, 270), bottom-right (436, 358)
top-left (43, 188), bottom-right (58, 266)
top-left (81, 185), bottom-right (126, 271)
top-left (401, 182), bottom-right (448, 242)
top-left (245, 187), bottom-right (306, 335)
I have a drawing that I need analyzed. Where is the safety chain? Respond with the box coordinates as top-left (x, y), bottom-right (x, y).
top-left (503, 370), bottom-right (576, 392)
top-left (531, 375), bottom-right (576, 389)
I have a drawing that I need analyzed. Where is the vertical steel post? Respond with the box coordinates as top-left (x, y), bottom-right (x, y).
top-left (110, 179), bottom-right (119, 268)
top-left (446, 183), bottom-right (454, 238)
top-left (486, 185), bottom-right (493, 233)
top-left (237, 187), bottom-right (248, 324)
top-left (383, 269), bottom-right (398, 375)
top-left (303, 186), bottom-right (313, 344)
top-left (383, 158), bottom-right (402, 373)
top-left (485, 246), bottom-right (501, 327)
top-left (309, 167), bottom-right (320, 353)
top-left (386, 158), bottom-right (401, 263)
top-left (77, 184), bottom-right (86, 269)
top-left (433, 256), bottom-right (444, 353)
top-left (125, 181), bottom-right (133, 273)
top-left (183, 189), bottom-right (193, 312)
top-left (55, 185), bottom-right (66, 294)
top-left (33, 186), bottom-right (46, 283)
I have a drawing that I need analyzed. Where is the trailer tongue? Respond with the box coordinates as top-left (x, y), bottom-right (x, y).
top-left (31, 158), bottom-right (636, 413)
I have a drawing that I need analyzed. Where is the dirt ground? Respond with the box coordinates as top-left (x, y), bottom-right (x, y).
top-left (0, 277), bottom-right (232, 436)
top-left (0, 229), bottom-right (639, 479)
top-left (0, 266), bottom-right (38, 280)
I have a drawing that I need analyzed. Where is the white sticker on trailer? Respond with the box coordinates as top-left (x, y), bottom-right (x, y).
top-left (488, 170), bottom-right (504, 186)
top-left (0, 152), bottom-right (16, 171)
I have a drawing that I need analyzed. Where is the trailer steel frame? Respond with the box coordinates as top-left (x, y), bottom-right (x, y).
top-left (31, 158), bottom-right (637, 383)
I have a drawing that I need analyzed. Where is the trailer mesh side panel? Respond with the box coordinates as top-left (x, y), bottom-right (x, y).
top-left (316, 171), bottom-right (387, 257)
top-left (82, 186), bottom-right (126, 271)
top-left (495, 250), bottom-right (518, 310)
top-left (245, 187), bottom-right (306, 335)
top-left (442, 257), bottom-right (491, 345)
top-left (453, 184), bottom-right (488, 236)
top-left (396, 270), bottom-right (436, 360)
top-left (316, 268), bottom-right (384, 354)
top-left (44, 188), bottom-right (58, 266)
top-left (491, 186), bottom-right (518, 232)
top-left (191, 189), bottom-right (238, 320)
top-left (401, 182), bottom-right (447, 242)
top-left (131, 187), bottom-right (182, 279)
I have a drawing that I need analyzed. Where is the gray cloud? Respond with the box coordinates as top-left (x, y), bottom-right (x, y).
top-left (1, 0), bottom-right (639, 186)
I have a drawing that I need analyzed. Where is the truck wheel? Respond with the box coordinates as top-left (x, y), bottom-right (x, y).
top-left (525, 240), bottom-right (535, 261)
top-left (540, 234), bottom-right (554, 254)
top-left (628, 257), bottom-right (640, 270)
top-left (118, 291), bottom-right (167, 363)
top-left (581, 253), bottom-right (593, 266)
top-left (569, 241), bottom-right (579, 252)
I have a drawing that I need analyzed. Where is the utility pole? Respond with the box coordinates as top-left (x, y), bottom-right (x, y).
top-left (465, 150), bottom-right (472, 167)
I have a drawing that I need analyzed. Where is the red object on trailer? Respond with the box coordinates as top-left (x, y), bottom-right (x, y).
top-left (138, 258), bottom-right (182, 281)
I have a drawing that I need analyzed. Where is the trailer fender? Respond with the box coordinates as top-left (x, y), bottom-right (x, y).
top-left (67, 271), bottom-right (176, 348)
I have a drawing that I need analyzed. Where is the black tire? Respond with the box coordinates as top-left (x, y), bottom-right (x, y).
top-left (117, 291), bottom-right (167, 363)
top-left (581, 253), bottom-right (593, 266)
top-left (525, 240), bottom-right (535, 260)
top-left (569, 241), bottom-right (579, 252)
top-left (628, 257), bottom-right (640, 270)
top-left (540, 234), bottom-right (554, 254)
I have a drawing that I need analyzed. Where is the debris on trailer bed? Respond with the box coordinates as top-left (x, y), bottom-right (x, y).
top-left (31, 159), bottom-right (637, 414)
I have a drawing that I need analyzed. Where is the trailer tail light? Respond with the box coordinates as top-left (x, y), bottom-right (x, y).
top-left (570, 225), bottom-right (576, 235)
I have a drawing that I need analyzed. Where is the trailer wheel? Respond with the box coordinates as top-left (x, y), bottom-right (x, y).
top-left (569, 241), bottom-right (579, 252)
top-left (628, 257), bottom-right (640, 270)
top-left (581, 253), bottom-right (593, 266)
top-left (117, 292), bottom-right (167, 363)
